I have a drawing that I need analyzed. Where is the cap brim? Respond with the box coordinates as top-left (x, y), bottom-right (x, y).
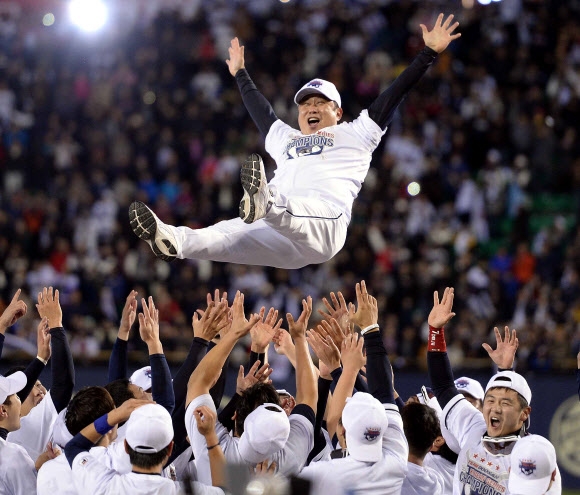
top-left (238, 434), bottom-right (269, 464)
top-left (508, 475), bottom-right (551, 495)
top-left (294, 88), bottom-right (330, 105)
top-left (7, 371), bottom-right (27, 396)
top-left (347, 442), bottom-right (382, 463)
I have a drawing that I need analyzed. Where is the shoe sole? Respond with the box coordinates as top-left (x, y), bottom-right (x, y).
top-left (129, 201), bottom-right (177, 262)
top-left (239, 153), bottom-right (264, 224)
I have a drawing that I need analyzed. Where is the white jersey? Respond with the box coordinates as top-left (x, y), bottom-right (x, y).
top-left (265, 110), bottom-right (386, 222)
top-left (0, 437), bottom-right (37, 495)
top-left (442, 395), bottom-right (562, 495)
top-left (298, 404), bottom-right (408, 495)
top-left (401, 462), bottom-right (445, 495)
top-left (7, 391), bottom-right (58, 461)
top-left (185, 393), bottom-right (314, 486)
top-left (423, 452), bottom-right (455, 495)
top-left (69, 450), bottom-right (223, 495)
top-left (172, 446), bottom-right (198, 482)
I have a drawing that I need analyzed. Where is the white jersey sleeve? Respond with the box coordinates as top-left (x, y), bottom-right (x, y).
top-left (7, 391), bottom-right (58, 460)
top-left (0, 438), bottom-right (37, 495)
top-left (383, 404), bottom-right (409, 465)
top-left (440, 394), bottom-right (487, 451)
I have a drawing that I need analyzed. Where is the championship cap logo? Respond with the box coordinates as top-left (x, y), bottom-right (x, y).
top-left (456, 379), bottom-right (469, 389)
top-left (519, 459), bottom-right (537, 476)
top-left (364, 427), bottom-right (381, 442)
top-left (307, 80), bottom-right (323, 88)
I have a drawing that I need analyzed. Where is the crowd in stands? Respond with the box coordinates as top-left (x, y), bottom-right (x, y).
top-left (0, 0), bottom-right (578, 373)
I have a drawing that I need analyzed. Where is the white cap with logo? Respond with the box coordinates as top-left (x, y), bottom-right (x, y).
top-left (0, 371), bottom-right (26, 404)
top-left (508, 435), bottom-right (557, 495)
top-left (294, 79), bottom-right (342, 107)
top-left (130, 366), bottom-right (152, 392)
top-left (342, 392), bottom-right (388, 463)
top-left (125, 403), bottom-right (173, 454)
top-left (485, 371), bottom-right (532, 405)
top-left (238, 403), bottom-right (290, 463)
top-left (455, 376), bottom-right (485, 401)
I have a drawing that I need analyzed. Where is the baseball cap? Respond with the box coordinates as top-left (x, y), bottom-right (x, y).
top-left (342, 392), bottom-right (388, 463)
top-left (125, 404), bottom-right (173, 454)
top-left (294, 79), bottom-right (342, 107)
top-left (485, 371), bottom-right (532, 405)
top-left (0, 371), bottom-right (26, 404)
top-left (508, 435), bottom-right (557, 495)
top-left (130, 366), bottom-right (152, 392)
top-left (455, 376), bottom-right (485, 401)
top-left (238, 403), bottom-right (290, 463)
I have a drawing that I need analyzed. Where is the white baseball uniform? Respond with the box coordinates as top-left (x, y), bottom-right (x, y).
top-left (441, 395), bottom-right (562, 495)
top-left (172, 110), bottom-right (385, 269)
top-left (401, 462), bottom-right (445, 495)
top-left (7, 391), bottom-right (58, 461)
top-left (298, 404), bottom-right (408, 495)
top-left (0, 436), bottom-right (37, 495)
top-left (423, 452), bottom-right (455, 495)
top-left (69, 449), bottom-right (223, 495)
top-left (185, 393), bottom-right (314, 486)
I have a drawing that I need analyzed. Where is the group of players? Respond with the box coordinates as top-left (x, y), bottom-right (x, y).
top-left (0, 10), bottom-right (564, 495)
top-left (0, 282), bottom-right (561, 494)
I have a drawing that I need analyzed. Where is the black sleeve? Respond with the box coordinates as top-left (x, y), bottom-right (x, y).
top-left (172, 338), bottom-right (209, 411)
top-left (354, 372), bottom-right (369, 393)
top-left (306, 376), bottom-right (332, 464)
top-left (0, 333), bottom-right (4, 360)
top-left (64, 432), bottom-right (94, 467)
top-left (427, 352), bottom-right (461, 408)
top-left (217, 393), bottom-right (242, 432)
top-left (167, 401), bottom-right (188, 464)
top-left (363, 331), bottom-right (395, 404)
top-left (329, 367), bottom-right (343, 395)
top-left (235, 69), bottom-right (278, 138)
top-left (150, 353), bottom-right (175, 415)
top-left (290, 404), bottom-right (316, 428)
top-left (395, 396), bottom-right (405, 412)
top-left (248, 350), bottom-right (264, 369)
top-left (107, 338), bottom-right (128, 383)
top-left (367, 47), bottom-right (438, 130)
top-left (18, 358), bottom-right (46, 402)
top-left (49, 327), bottom-right (75, 413)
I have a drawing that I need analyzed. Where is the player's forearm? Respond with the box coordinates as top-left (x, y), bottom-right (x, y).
top-left (367, 47), bottom-right (437, 129)
top-left (49, 326), bottom-right (75, 412)
top-left (326, 365), bottom-right (358, 439)
top-left (18, 358), bottom-right (45, 402)
top-left (235, 68), bottom-right (278, 138)
top-left (363, 331), bottom-right (395, 404)
top-left (186, 334), bottom-right (238, 406)
top-left (108, 337), bottom-right (128, 383)
top-left (150, 353), bottom-right (175, 414)
top-left (427, 352), bottom-right (460, 408)
top-left (173, 338), bottom-right (209, 410)
top-left (294, 337), bottom-right (318, 410)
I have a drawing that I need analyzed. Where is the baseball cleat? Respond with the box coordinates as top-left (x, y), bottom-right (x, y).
top-left (239, 153), bottom-right (271, 224)
top-left (129, 201), bottom-right (178, 262)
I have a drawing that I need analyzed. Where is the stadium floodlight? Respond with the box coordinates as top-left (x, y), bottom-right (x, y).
top-left (477, 0), bottom-right (492, 4)
top-left (69, 0), bottom-right (108, 32)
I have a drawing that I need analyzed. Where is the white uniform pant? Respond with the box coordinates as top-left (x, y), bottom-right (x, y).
top-left (172, 191), bottom-right (349, 269)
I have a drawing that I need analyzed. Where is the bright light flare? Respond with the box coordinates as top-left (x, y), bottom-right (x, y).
top-left (69, 0), bottom-right (108, 32)
top-left (407, 182), bottom-right (421, 196)
top-left (42, 13), bottom-right (55, 26)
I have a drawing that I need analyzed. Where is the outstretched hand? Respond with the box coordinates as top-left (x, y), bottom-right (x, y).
top-left (421, 13), bottom-right (461, 54)
top-left (482, 326), bottom-right (518, 370)
top-left (287, 296), bottom-right (313, 340)
top-left (118, 290), bottom-right (138, 340)
top-left (226, 37), bottom-right (245, 77)
top-left (0, 289), bottom-right (27, 333)
top-left (428, 287), bottom-right (456, 329)
top-left (318, 291), bottom-right (351, 335)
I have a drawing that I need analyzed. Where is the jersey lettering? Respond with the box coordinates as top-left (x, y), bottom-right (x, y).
top-left (284, 134), bottom-right (335, 159)
top-left (459, 462), bottom-right (506, 495)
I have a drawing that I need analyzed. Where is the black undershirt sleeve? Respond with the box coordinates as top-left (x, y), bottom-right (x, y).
top-left (427, 352), bottom-right (461, 408)
top-left (235, 69), bottom-right (278, 138)
top-left (367, 47), bottom-right (438, 130)
top-left (49, 326), bottom-right (75, 413)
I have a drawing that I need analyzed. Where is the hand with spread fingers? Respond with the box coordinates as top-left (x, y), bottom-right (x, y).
top-left (250, 307), bottom-right (282, 353)
top-left (315, 317), bottom-right (351, 350)
top-left (421, 13), bottom-right (461, 54)
top-left (348, 280), bottom-right (378, 330)
top-left (236, 360), bottom-right (273, 395)
top-left (428, 287), bottom-right (456, 329)
top-left (306, 327), bottom-right (341, 372)
top-left (287, 296), bottom-right (313, 341)
top-left (318, 291), bottom-right (352, 335)
top-left (229, 291), bottom-right (260, 339)
top-left (482, 326), bottom-right (518, 370)
top-left (341, 333), bottom-right (365, 373)
top-left (192, 296), bottom-right (229, 342)
top-left (138, 296), bottom-right (162, 354)
top-left (36, 287), bottom-right (63, 329)
top-left (254, 460), bottom-right (277, 475)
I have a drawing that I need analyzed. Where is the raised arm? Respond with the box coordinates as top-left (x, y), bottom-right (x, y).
top-left (227, 37), bottom-right (278, 138)
top-left (426, 287), bottom-right (461, 408)
top-left (36, 287), bottom-right (75, 413)
top-left (186, 291), bottom-right (260, 407)
top-left (0, 289), bottom-right (27, 358)
top-left (287, 296), bottom-right (317, 411)
top-left (108, 290), bottom-right (137, 383)
top-left (138, 296), bottom-right (175, 414)
top-left (368, 13), bottom-right (461, 129)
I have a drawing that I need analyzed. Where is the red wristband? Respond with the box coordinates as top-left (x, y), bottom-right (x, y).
top-left (428, 325), bottom-right (447, 352)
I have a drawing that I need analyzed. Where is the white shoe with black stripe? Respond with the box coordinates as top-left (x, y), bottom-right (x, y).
top-left (239, 153), bottom-right (272, 224)
top-left (129, 201), bottom-right (178, 262)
